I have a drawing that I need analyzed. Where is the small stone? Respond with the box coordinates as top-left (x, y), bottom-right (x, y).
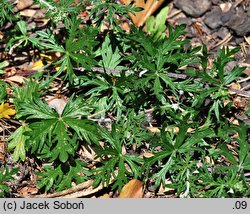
top-left (174, 0), bottom-right (212, 18)
top-left (211, 0), bottom-right (220, 4)
top-left (216, 27), bottom-right (230, 39)
top-left (175, 17), bottom-right (192, 26)
top-left (221, 9), bottom-right (234, 23)
top-left (227, 9), bottom-right (250, 36)
top-left (204, 6), bottom-right (223, 29)
top-left (234, 37), bottom-right (245, 45)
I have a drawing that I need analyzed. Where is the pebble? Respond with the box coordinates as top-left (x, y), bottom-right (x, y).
top-left (174, 0), bottom-right (212, 18)
top-left (215, 27), bottom-right (230, 40)
top-left (227, 8), bottom-right (250, 36)
top-left (204, 6), bottom-right (223, 29)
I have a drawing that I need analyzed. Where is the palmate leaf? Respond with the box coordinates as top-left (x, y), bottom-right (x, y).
top-left (37, 160), bottom-right (91, 192)
top-left (93, 158), bottom-right (117, 188)
top-left (232, 124), bottom-right (250, 170)
top-left (8, 125), bottom-right (31, 162)
top-left (38, 121), bottom-right (76, 162)
top-left (18, 97), bottom-right (57, 120)
top-left (64, 20), bottom-right (98, 77)
top-left (98, 36), bottom-right (122, 69)
top-left (14, 94), bottom-right (99, 162)
top-left (93, 124), bottom-right (143, 190)
top-left (57, 160), bottom-right (91, 191)
top-left (28, 119), bottom-right (57, 153)
top-left (36, 30), bottom-right (65, 52)
top-left (13, 80), bottom-right (41, 110)
top-left (63, 118), bottom-right (99, 144)
top-left (61, 96), bottom-right (91, 118)
top-left (37, 165), bottom-right (63, 193)
top-left (224, 66), bottom-right (246, 85)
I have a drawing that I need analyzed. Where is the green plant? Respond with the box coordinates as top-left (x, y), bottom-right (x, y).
top-left (6, 21), bottom-right (40, 53)
top-left (146, 5), bottom-right (169, 41)
top-left (0, 80), bottom-right (7, 102)
top-left (35, 17), bottom-right (98, 83)
top-left (90, 0), bottom-right (140, 29)
top-left (36, 0), bottom-right (86, 23)
top-left (0, 166), bottom-right (18, 197)
top-left (0, 0), bottom-right (16, 27)
top-left (0, 61), bottom-right (8, 75)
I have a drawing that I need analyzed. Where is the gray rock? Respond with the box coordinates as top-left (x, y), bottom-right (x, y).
top-left (211, 0), bottom-right (221, 4)
top-left (204, 6), bottom-right (223, 29)
top-left (227, 9), bottom-right (250, 36)
top-left (174, 0), bottom-right (212, 18)
top-left (221, 9), bottom-right (234, 23)
top-left (216, 27), bottom-right (230, 39)
top-left (175, 17), bottom-right (192, 26)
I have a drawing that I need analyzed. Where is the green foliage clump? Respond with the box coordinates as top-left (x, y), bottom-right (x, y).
top-left (0, 166), bottom-right (18, 197)
top-left (0, 0), bottom-right (16, 27)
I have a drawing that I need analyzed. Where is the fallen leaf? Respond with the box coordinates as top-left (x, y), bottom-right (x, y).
top-left (229, 82), bottom-right (241, 90)
top-left (99, 193), bottom-right (110, 198)
top-left (6, 75), bottom-right (26, 84)
top-left (18, 186), bottom-right (39, 198)
top-left (0, 103), bottom-right (16, 119)
top-left (79, 145), bottom-right (96, 161)
top-left (157, 179), bottom-right (174, 195)
top-left (118, 179), bottom-right (144, 198)
top-left (32, 59), bottom-right (45, 70)
top-left (15, 0), bottom-right (33, 11)
top-left (46, 96), bottom-right (68, 116)
top-left (20, 9), bottom-right (37, 17)
top-left (139, 151), bottom-right (154, 158)
top-left (147, 126), bottom-right (194, 134)
top-left (243, 68), bottom-right (250, 76)
top-left (219, 2), bottom-right (232, 13)
top-left (32, 53), bottom-right (63, 71)
top-left (0, 141), bottom-right (7, 162)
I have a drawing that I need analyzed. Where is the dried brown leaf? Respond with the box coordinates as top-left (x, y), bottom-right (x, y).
top-left (20, 9), bottom-right (37, 17)
top-left (118, 179), bottom-right (144, 198)
top-left (15, 0), bottom-right (33, 11)
top-left (46, 96), bottom-right (68, 116)
top-left (6, 75), bottom-right (26, 84)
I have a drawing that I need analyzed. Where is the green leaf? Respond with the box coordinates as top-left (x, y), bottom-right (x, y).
top-left (63, 118), bottom-right (99, 143)
top-left (0, 166), bottom-right (18, 197)
top-left (40, 121), bottom-right (75, 162)
top-left (28, 119), bottom-right (57, 153)
top-left (224, 66), bottom-right (246, 85)
top-left (37, 165), bottom-right (63, 192)
top-left (17, 21), bottom-right (27, 36)
top-left (18, 97), bottom-right (57, 120)
top-left (98, 36), bottom-right (122, 69)
top-left (0, 81), bottom-right (7, 102)
top-left (152, 153), bottom-right (175, 188)
top-left (146, 6), bottom-right (169, 41)
top-left (8, 125), bottom-right (31, 162)
top-left (36, 30), bottom-right (65, 52)
top-left (61, 95), bottom-right (90, 118)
